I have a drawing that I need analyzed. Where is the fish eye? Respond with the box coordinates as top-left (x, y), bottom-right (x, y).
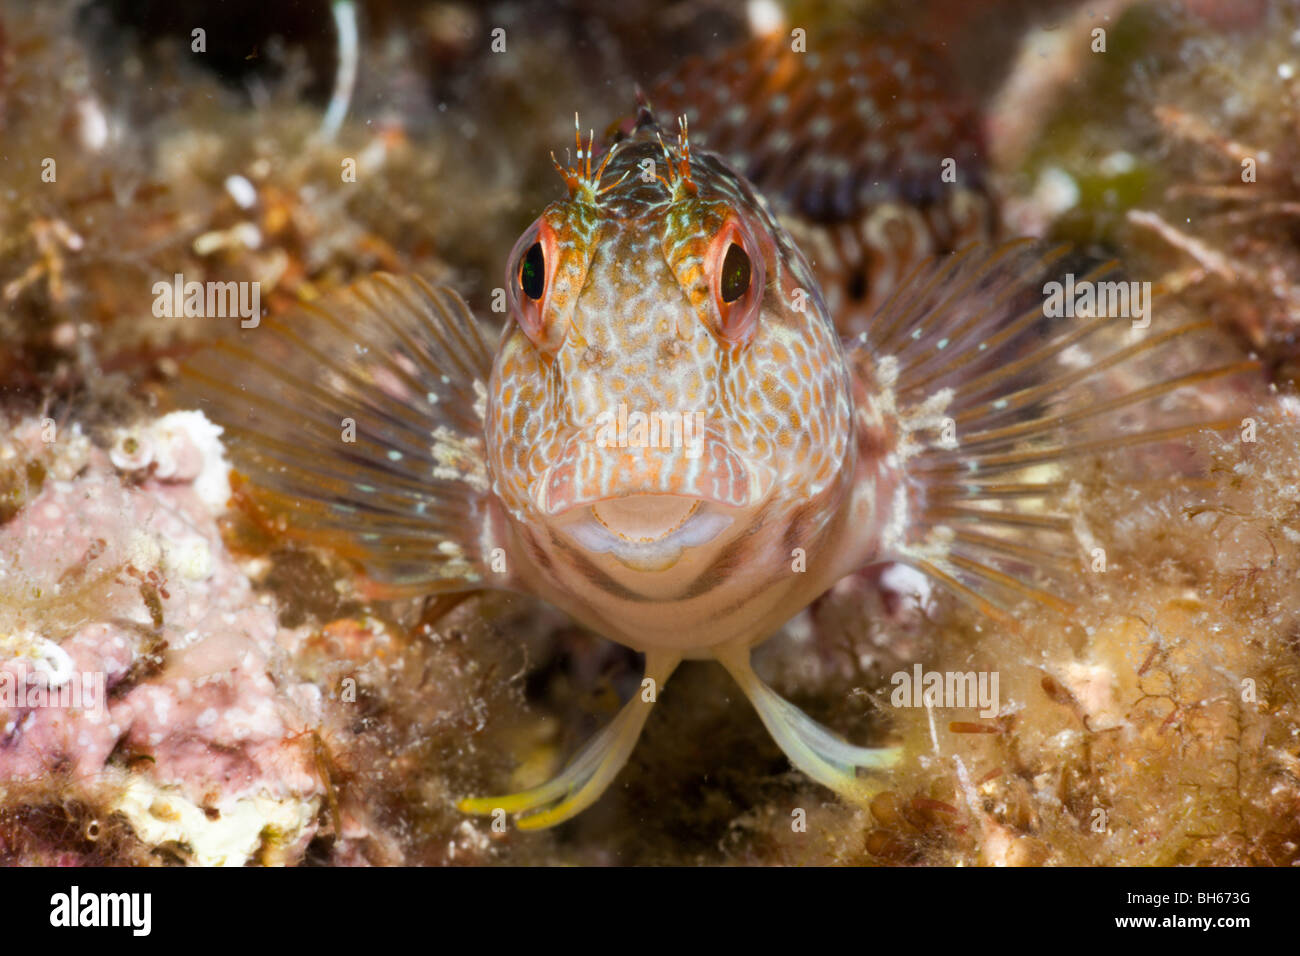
top-left (705, 218), bottom-right (765, 345)
top-left (507, 216), bottom-right (570, 353)
top-left (720, 243), bottom-right (751, 303)
top-left (520, 242), bottom-right (546, 300)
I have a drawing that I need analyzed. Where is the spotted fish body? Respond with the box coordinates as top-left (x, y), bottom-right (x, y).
top-left (184, 40), bottom-right (1259, 829)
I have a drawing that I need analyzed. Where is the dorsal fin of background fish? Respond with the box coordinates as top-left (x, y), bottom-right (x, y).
top-left (636, 32), bottom-right (994, 339)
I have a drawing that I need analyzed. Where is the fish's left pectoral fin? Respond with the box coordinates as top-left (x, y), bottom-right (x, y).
top-left (177, 272), bottom-right (506, 598)
top-left (717, 649), bottom-right (899, 803)
top-left (458, 652), bottom-right (680, 830)
top-left (849, 240), bottom-right (1264, 622)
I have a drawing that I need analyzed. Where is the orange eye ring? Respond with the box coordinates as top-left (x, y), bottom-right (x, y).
top-left (507, 217), bottom-right (562, 350)
top-left (705, 218), bottom-right (765, 344)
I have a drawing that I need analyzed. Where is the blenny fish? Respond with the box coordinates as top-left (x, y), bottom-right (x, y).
top-left (181, 38), bottom-right (1258, 829)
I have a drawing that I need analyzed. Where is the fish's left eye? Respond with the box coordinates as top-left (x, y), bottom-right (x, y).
top-left (720, 244), bottom-right (751, 303)
top-left (705, 219), bottom-right (765, 344)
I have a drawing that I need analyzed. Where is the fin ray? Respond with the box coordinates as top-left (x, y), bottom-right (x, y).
top-left (177, 273), bottom-right (500, 596)
top-left (852, 241), bottom-right (1262, 618)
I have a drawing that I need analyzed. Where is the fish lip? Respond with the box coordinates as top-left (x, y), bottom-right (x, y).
top-left (556, 495), bottom-right (736, 570)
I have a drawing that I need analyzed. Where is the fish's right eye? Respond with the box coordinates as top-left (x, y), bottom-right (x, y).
top-left (507, 217), bottom-right (566, 353)
top-left (520, 242), bottom-right (546, 300)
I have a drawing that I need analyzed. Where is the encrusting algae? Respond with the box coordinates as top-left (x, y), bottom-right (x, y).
top-left (0, 0), bottom-right (1297, 865)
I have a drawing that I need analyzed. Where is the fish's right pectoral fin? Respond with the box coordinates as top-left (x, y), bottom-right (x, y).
top-left (717, 648), bottom-right (899, 803)
top-left (459, 652), bottom-right (680, 830)
top-left (177, 272), bottom-right (507, 598)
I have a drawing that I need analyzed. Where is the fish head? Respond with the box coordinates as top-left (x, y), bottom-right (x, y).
top-left (486, 119), bottom-right (854, 574)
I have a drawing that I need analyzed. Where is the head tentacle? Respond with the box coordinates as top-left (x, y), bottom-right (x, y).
top-left (552, 111), bottom-right (627, 204)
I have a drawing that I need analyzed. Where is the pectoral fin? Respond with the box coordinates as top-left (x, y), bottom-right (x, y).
top-left (847, 240), bottom-right (1261, 623)
top-left (177, 273), bottom-right (505, 598)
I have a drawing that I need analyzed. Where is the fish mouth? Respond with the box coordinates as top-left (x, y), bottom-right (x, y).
top-left (559, 495), bottom-right (735, 571)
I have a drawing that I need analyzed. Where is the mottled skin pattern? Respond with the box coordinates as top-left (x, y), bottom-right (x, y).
top-left (485, 120), bottom-right (892, 655)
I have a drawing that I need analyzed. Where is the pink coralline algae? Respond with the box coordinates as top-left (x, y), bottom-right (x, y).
top-left (0, 413), bottom-right (327, 865)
